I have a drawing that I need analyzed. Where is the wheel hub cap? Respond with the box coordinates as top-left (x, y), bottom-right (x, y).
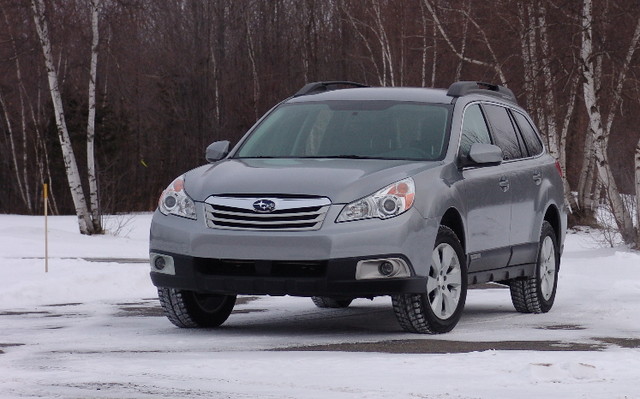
top-left (540, 236), bottom-right (556, 300)
top-left (427, 243), bottom-right (462, 319)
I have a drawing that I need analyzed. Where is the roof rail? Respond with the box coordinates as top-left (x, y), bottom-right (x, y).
top-left (447, 81), bottom-right (517, 104)
top-left (293, 81), bottom-right (368, 97)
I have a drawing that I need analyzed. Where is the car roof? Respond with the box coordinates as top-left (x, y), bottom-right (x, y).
top-left (286, 87), bottom-right (454, 104)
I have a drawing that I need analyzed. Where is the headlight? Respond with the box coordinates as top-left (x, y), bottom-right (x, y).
top-left (336, 177), bottom-right (415, 222)
top-left (158, 175), bottom-right (197, 219)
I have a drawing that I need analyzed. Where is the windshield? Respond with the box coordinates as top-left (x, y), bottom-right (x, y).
top-left (234, 101), bottom-right (451, 161)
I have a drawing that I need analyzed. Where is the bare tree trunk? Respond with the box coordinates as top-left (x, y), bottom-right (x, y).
top-left (560, 74), bottom-right (580, 213)
top-left (0, 7), bottom-right (33, 213)
top-left (430, 11), bottom-right (437, 87)
top-left (419, 1), bottom-right (428, 87)
top-left (86, 0), bottom-right (102, 233)
top-left (0, 88), bottom-right (30, 210)
top-left (580, 0), bottom-right (636, 244)
top-left (635, 137), bottom-right (640, 248)
top-left (538, 6), bottom-right (558, 160)
top-left (454, 0), bottom-right (470, 82)
top-left (31, 0), bottom-right (93, 235)
top-left (576, 131), bottom-right (597, 215)
top-left (246, 19), bottom-right (260, 121)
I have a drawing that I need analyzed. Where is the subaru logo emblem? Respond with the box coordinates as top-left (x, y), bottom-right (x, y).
top-left (253, 199), bottom-right (276, 213)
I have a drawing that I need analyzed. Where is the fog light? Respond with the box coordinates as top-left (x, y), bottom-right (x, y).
top-left (154, 256), bottom-right (166, 270)
top-left (378, 261), bottom-right (395, 276)
top-left (149, 252), bottom-right (175, 275)
top-left (355, 258), bottom-right (411, 280)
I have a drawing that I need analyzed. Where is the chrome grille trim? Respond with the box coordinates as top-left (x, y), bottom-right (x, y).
top-left (204, 196), bottom-right (331, 231)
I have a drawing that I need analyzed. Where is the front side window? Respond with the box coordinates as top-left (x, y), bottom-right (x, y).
top-left (235, 101), bottom-right (452, 161)
top-left (482, 104), bottom-right (524, 160)
top-left (459, 103), bottom-right (492, 159)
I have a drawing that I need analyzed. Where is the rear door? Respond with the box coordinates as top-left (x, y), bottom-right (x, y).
top-left (482, 104), bottom-right (539, 266)
top-left (508, 110), bottom-right (546, 264)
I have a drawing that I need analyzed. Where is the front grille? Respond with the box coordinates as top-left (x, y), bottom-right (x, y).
top-left (195, 258), bottom-right (327, 278)
top-left (204, 196), bottom-right (331, 231)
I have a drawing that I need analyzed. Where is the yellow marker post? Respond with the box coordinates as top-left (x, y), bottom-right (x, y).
top-left (44, 183), bottom-right (48, 273)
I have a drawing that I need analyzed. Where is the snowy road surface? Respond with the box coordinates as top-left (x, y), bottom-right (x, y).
top-left (1, 214), bottom-right (639, 398)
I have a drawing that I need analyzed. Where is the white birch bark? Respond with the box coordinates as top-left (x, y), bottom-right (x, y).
top-left (431, 17), bottom-right (437, 87)
top-left (581, 0), bottom-right (636, 244)
top-left (635, 137), bottom-right (640, 248)
top-left (419, 1), bottom-right (428, 87)
top-left (538, 7), bottom-right (559, 160)
top-left (31, 0), bottom-right (93, 235)
top-left (454, 1), bottom-right (470, 82)
top-left (518, 5), bottom-right (534, 115)
top-left (87, 0), bottom-right (102, 233)
top-left (246, 21), bottom-right (260, 121)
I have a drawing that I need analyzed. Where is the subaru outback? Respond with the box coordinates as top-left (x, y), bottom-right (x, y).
top-left (149, 81), bottom-right (567, 334)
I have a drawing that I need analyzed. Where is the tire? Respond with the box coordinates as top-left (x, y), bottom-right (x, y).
top-left (392, 226), bottom-right (468, 334)
top-left (509, 221), bottom-right (559, 314)
top-left (158, 287), bottom-right (236, 328)
top-left (311, 296), bottom-right (353, 308)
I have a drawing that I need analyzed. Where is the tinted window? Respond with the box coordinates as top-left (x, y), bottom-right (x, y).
top-left (483, 104), bottom-right (523, 160)
top-left (235, 101), bottom-right (451, 161)
top-left (511, 111), bottom-right (543, 156)
top-left (459, 104), bottom-right (491, 158)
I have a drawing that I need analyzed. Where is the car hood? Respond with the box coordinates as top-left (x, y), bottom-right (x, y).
top-left (184, 158), bottom-right (440, 204)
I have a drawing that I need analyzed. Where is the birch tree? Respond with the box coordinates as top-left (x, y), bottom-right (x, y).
top-left (635, 138), bottom-right (640, 248)
top-left (580, 0), bottom-right (638, 245)
top-left (86, 0), bottom-right (103, 233)
top-left (31, 0), bottom-right (94, 234)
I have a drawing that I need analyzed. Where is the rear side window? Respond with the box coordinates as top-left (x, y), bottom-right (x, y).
top-left (482, 104), bottom-right (524, 160)
top-left (511, 111), bottom-right (543, 156)
top-left (459, 104), bottom-right (491, 158)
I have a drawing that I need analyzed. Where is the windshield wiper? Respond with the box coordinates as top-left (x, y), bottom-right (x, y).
top-left (309, 155), bottom-right (378, 159)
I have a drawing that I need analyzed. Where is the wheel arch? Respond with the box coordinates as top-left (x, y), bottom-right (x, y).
top-left (440, 207), bottom-right (466, 253)
top-left (543, 204), bottom-right (561, 244)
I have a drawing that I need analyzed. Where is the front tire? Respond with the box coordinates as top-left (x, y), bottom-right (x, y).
top-left (509, 221), bottom-right (559, 313)
top-left (158, 287), bottom-right (236, 328)
top-left (392, 226), bottom-right (468, 334)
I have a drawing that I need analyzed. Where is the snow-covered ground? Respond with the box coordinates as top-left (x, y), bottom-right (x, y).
top-left (0, 214), bottom-right (639, 398)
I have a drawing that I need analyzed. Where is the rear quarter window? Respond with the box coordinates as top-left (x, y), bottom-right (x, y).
top-left (511, 111), bottom-right (543, 157)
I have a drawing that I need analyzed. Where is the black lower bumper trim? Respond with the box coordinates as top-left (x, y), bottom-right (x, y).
top-left (149, 251), bottom-right (426, 297)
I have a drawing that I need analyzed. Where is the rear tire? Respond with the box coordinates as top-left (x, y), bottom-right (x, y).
top-left (158, 287), bottom-right (236, 328)
top-left (311, 296), bottom-right (353, 308)
top-left (509, 221), bottom-right (559, 313)
top-left (392, 226), bottom-right (467, 334)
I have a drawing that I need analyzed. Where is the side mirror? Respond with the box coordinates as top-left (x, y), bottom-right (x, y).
top-left (205, 140), bottom-right (230, 163)
top-left (468, 143), bottom-right (503, 165)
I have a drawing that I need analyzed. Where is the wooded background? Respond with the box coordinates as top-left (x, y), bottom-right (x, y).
top-left (1, 0), bottom-right (640, 242)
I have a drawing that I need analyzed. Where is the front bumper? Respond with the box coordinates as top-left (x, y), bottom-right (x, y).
top-left (149, 204), bottom-right (437, 297)
top-left (150, 252), bottom-right (427, 296)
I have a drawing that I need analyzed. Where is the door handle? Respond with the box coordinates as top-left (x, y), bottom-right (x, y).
top-left (498, 176), bottom-right (510, 192)
top-left (532, 171), bottom-right (542, 185)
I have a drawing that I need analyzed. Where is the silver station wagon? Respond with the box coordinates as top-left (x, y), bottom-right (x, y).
top-left (149, 81), bottom-right (567, 334)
